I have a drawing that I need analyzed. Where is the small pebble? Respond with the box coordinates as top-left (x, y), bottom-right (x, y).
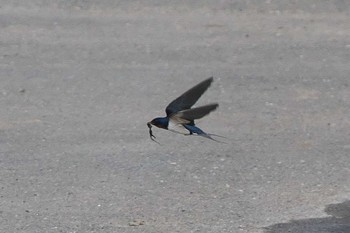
top-left (128, 220), bottom-right (145, 226)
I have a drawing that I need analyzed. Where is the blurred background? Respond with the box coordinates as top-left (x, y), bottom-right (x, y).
top-left (1, 1), bottom-right (349, 232)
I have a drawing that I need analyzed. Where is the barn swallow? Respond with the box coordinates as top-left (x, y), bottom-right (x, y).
top-left (147, 77), bottom-right (224, 143)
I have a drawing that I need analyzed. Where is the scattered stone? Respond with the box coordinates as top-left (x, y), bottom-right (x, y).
top-left (128, 220), bottom-right (145, 226)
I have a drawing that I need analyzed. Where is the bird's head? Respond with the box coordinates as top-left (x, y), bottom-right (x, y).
top-left (148, 117), bottom-right (168, 129)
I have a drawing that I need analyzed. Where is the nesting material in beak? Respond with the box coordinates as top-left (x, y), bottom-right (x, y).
top-left (147, 122), bottom-right (160, 144)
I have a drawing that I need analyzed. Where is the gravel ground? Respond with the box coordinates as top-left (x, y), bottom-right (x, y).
top-left (1, 1), bottom-right (350, 232)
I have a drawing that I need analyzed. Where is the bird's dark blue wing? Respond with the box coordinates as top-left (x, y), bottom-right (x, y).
top-left (176, 103), bottom-right (218, 120)
top-left (165, 77), bottom-right (213, 116)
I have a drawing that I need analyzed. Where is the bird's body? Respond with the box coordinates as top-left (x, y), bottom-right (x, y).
top-left (147, 77), bottom-right (222, 142)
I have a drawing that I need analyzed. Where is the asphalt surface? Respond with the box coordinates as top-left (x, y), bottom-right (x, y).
top-left (1, 1), bottom-right (350, 232)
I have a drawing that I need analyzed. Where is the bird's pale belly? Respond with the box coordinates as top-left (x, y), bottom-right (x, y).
top-left (168, 120), bottom-right (189, 135)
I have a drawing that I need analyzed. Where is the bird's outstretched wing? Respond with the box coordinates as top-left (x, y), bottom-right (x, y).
top-left (165, 77), bottom-right (213, 116)
top-left (176, 103), bottom-right (219, 121)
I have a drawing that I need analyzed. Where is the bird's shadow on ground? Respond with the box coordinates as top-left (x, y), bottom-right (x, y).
top-left (264, 200), bottom-right (350, 233)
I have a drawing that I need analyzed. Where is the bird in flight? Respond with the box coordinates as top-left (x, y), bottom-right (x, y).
top-left (147, 77), bottom-right (223, 143)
